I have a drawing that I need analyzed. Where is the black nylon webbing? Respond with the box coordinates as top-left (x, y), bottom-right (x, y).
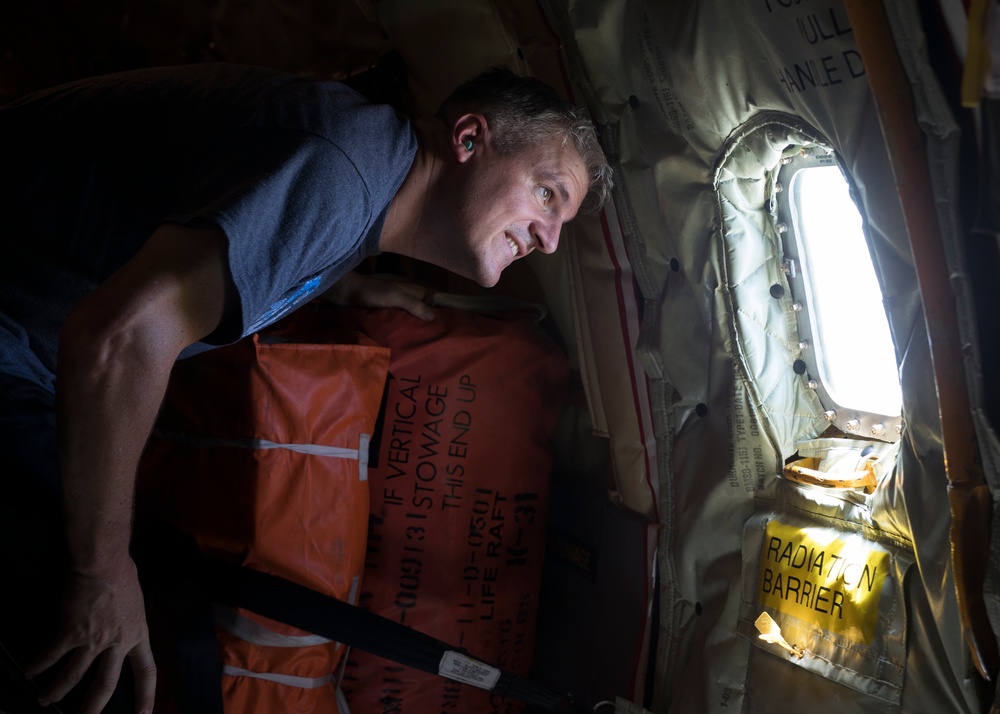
top-left (203, 562), bottom-right (590, 713)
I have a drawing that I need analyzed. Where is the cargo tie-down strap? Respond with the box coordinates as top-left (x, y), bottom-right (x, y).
top-left (203, 562), bottom-right (594, 713)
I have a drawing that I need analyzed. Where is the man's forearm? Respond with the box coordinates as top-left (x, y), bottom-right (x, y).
top-left (53, 222), bottom-right (230, 574)
top-left (56, 313), bottom-right (175, 574)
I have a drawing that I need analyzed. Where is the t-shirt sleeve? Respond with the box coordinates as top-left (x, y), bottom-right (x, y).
top-left (165, 126), bottom-right (375, 343)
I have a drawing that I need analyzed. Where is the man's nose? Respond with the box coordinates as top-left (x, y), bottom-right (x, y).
top-left (531, 219), bottom-right (561, 254)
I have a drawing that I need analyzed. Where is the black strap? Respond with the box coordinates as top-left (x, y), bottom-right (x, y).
top-left (171, 582), bottom-right (225, 714)
top-left (133, 523), bottom-right (225, 714)
top-left (202, 562), bottom-right (591, 713)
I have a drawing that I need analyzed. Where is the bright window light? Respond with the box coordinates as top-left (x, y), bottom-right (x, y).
top-left (792, 166), bottom-right (902, 417)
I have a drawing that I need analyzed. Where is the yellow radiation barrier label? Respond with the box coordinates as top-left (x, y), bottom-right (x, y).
top-left (757, 520), bottom-right (890, 643)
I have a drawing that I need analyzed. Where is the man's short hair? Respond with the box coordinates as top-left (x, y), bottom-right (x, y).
top-left (438, 67), bottom-right (613, 212)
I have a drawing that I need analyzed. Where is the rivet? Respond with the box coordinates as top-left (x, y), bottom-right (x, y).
top-left (774, 183), bottom-right (784, 193)
top-left (846, 419), bottom-right (861, 431)
top-left (806, 379), bottom-right (818, 389)
top-left (823, 410), bottom-right (837, 421)
top-left (871, 423), bottom-right (886, 436)
top-left (791, 301), bottom-right (803, 312)
top-left (781, 156), bottom-right (793, 165)
top-left (775, 223), bottom-right (788, 234)
top-left (798, 341), bottom-right (810, 350)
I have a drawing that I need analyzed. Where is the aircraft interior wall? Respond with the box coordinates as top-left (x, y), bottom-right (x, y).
top-left (2, 0), bottom-right (999, 712)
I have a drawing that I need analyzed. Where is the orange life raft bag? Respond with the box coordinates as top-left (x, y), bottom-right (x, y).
top-left (136, 299), bottom-right (583, 713)
top-left (180, 297), bottom-right (587, 714)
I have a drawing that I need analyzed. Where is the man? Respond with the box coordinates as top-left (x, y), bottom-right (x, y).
top-left (0, 63), bottom-right (611, 712)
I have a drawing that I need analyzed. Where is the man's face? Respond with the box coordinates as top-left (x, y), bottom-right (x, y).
top-left (445, 135), bottom-right (589, 287)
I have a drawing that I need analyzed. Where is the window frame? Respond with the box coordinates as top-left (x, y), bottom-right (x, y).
top-left (773, 149), bottom-right (903, 441)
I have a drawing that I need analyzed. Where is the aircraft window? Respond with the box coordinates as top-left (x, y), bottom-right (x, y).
top-left (778, 153), bottom-right (902, 436)
top-left (714, 119), bottom-right (902, 451)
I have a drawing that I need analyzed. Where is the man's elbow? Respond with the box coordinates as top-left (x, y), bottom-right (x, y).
top-left (58, 297), bottom-right (178, 382)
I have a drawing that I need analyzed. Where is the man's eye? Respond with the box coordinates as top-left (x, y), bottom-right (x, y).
top-left (539, 186), bottom-right (552, 201)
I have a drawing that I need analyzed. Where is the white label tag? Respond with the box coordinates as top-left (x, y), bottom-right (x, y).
top-left (614, 698), bottom-right (655, 714)
top-left (437, 651), bottom-right (501, 690)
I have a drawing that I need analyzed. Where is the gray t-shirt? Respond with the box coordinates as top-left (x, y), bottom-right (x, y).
top-left (0, 63), bottom-right (417, 390)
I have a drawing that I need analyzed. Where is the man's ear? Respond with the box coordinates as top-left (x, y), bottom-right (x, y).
top-left (451, 113), bottom-right (488, 163)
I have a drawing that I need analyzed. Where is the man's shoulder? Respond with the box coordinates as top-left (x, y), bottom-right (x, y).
top-left (253, 76), bottom-right (410, 143)
top-left (251, 78), bottom-right (418, 196)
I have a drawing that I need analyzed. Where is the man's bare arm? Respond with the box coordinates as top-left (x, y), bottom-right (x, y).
top-left (26, 223), bottom-right (230, 714)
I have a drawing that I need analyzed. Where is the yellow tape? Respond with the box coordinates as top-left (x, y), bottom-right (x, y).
top-left (757, 520), bottom-right (890, 644)
top-left (962, 0), bottom-right (990, 107)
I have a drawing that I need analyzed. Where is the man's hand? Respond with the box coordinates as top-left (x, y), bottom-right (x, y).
top-left (322, 272), bottom-right (435, 321)
top-left (26, 558), bottom-right (156, 713)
